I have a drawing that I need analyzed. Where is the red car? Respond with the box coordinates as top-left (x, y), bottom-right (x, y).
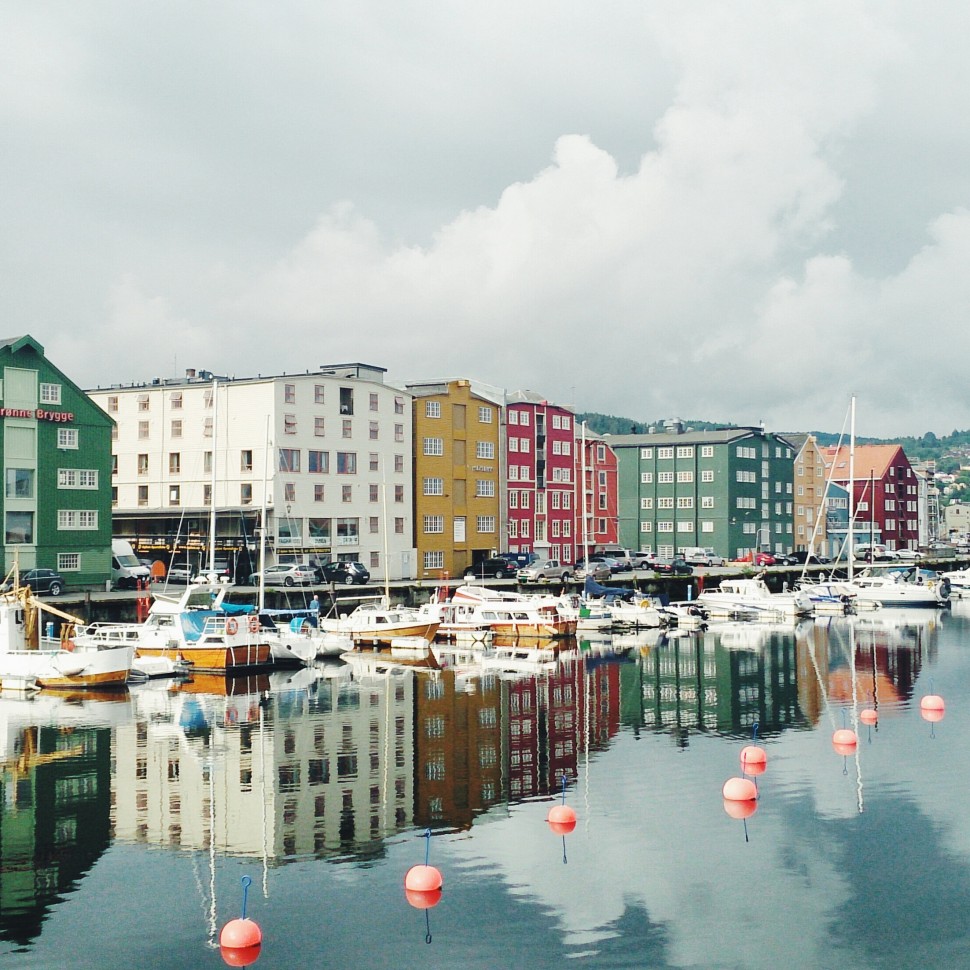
top-left (753, 552), bottom-right (776, 566)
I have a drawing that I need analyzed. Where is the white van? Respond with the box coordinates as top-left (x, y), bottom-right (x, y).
top-left (111, 538), bottom-right (151, 590)
top-left (681, 547), bottom-right (725, 566)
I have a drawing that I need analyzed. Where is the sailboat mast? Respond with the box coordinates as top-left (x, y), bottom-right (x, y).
top-left (581, 421), bottom-right (590, 563)
top-left (209, 378), bottom-right (218, 578)
top-left (848, 395), bottom-right (856, 583)
top-left (381, 458), bottom-right (390, 604)
top-left (258, 414), bottom-right (270, 612)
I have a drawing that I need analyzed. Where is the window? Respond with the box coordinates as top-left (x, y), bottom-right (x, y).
top-left (369, 516), bottom-right (379, 534)
top-left (424, 551), bottom-right (445, 570)
top-left (701, 470), bottom-right (714, 483)
top-left (6, 469), bottom-right (33, 498)
top-left (424, 515), bottom-right (444, 534)
top-left (640, 448), bottom-right (653, 459)
top-left (477, 516), bottom-right (496, 533)
top-left (342, 419), bottom-right (353, 438)
top-left (658, 497), bottom-right (674, 509)
top-left (342, 485), bottom-right (353, 503)
top-left (168, 453), bottom-right (180, 474)
top-left (284, 482), bottom-right (296, 503)
top-left (395, 424), bottom-right (404, 442)
top-left (315, 384), bottom-right (326, 405)
top-left (657, 521), bottom-right (674, 533)
top-left (168, 486), bottom-right (180, 506)
top-left (279, 448), bottom-right (301, 472)
top-left (6, 511), bottom-right (34, 543)
top-left (203, 417), bottom-right (213, 437)
top-left (336, 452), bottom-right (357, 474)
top-left (368, 392), bottom-right (379, 412)
top-left (58, 428), bottom-right (79, 449)
top-left (58, 510), bottom-right (98, 530)
top-left (307, 450), bottom-right (329, 474)
top-left (58, 468), bottom-right (98, 489)
top-left (476, 441), bottom-right (495, 460)
top-left (137, 394), bottom-right (150, 411)
top-left (701, 445), bottom-right (713, 458)
top-left (203, 484), bottom-right (212, 506)
top-left (677, 470), bottom-right (693, 483)
top-left (478, 406), bottom-right (493, 423)
top-left (658, 472), bottom-right (674, 484)
top-left (395, 485), bottom-right (404, 503)
top-left (314, 416), bottom-right (326, 437)
top-left (475, 480), bottom-right (495, 498)
top-left (369, 483), bottom-right (379, 503)
top-left (641, 472), bottom-right (653, 483)
top-left (171, 419), bottom-right (182, 438)
top-left (394, 395), bottom-right (405, 414)
top-left (676, 521), bottom-right (694, 532)
top-left (677, 496), bottom-right (694, 508)
top-left (701, 496), bottom-right (714, 508)
top-left (395, 454), bottom-right (404, 474)
top-left (137, 485), bottom-right (148, 506)
top-left (519, 411), bottom-right (530, 426)
top-left (640, 521), bottom-right (653, 533)
top-left (240, 450), bottom-right (253, 472)
top-left (509, 438), bottom-right (519, 453)
top-left (426, 400), bottom-right (441, 418)
top-left (641, 497), bottom-right (653, 509)
top-left (395, 517), bottom-right (404, 534)
top-left (658, 447), bottom-right (674, 459)
top-left (170, 391), bottom-right (182, 409)
top-left (58, 553), bottom-right (80, 571)
top-left (424, 477), bottom-right (444, 496)
top-left (314, 484), bottom-right (325, 502)
top-left (107, 395), bottom-right (118, 412)
top-left (339, 388), bottom-right (353, 415)
top-left (285, 414), bottom-right (297, 435)
top-left (424, 437), bottom-right (444, 456)
top-left (676, 446), bottom-right (694, 458)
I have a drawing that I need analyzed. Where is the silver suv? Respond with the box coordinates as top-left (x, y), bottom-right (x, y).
top-left (517, 560), bottom-right (572, 583)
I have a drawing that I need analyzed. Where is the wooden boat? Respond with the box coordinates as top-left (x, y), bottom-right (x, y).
top-left (448, 585), bottom-right (577, 639)
top-left (319, 598), bottom-right (439, 646)
top-left (73, 581), bottom-right (272, 673)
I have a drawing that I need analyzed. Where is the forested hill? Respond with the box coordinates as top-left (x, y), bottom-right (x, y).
top-left (576, 413), bottom-right (970, 473)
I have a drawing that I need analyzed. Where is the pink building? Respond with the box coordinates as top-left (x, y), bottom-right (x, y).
top-left (574, 428), bottom-right (619, 561)
top-left (505, 392), bottom-right (576, 563)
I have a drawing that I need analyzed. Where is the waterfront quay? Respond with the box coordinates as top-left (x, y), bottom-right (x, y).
top-left (52, 557), bottom-right (967, 624)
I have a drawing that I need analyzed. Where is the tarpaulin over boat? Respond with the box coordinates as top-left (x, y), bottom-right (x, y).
top-left (584, 577), bottom-right (635, 601)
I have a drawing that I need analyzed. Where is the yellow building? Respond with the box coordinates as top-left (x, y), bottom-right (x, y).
top-left (405, 379), bottom-right (505, 580)
top-left (793, 434), bottom-right (829, 553)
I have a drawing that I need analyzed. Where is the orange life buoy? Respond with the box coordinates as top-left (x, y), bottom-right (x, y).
top-left (225, 617), bottom-right (239, 636)
top-left (248, 614), bottom-right (259, 633)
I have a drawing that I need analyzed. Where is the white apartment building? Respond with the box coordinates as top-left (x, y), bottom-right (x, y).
top-left (89, 363), bottom-right (417, 580)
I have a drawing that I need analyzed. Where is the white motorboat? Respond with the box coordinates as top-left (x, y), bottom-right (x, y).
top-left (696, 578), bottom-right (813, 620)
top-left (319, 598), bottom-right (440, 646)
top-left (797, 581), bottom-right (857, 615)
top-left (844, 569), bottom-right (950, 609)
top-left (447, 585), bottom-right (577, 639)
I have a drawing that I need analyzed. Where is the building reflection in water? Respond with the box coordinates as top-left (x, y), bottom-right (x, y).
top-left (0, 613), bottom-right (940, 949)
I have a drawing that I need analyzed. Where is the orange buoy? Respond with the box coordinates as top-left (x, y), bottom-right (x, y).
top-left (723, 797), bottom-right (758, 820)
top-left (860, 708), bottom-right (878, 725)
top-left (405, 864), bottom-right (443, 892)
top-left (921, 707), bottom-right (945, 723)
top-left (920, 694), bottom-right (945, 712)
top-left (547, 803), bottom-right (577, 834)
top-left (740, 745), bottom-right (767, 768)
top-left (220, 942), bottom-right (262, 967)
top-left (832, 728), bottom-right (857, 747)
top-left (405, 888), bottom-right (442, 910)
top-left (722, 777), bottom-right (757, 802)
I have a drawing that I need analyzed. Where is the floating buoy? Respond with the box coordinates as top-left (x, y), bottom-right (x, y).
top-left (920, 694), bottom-right (945, 712)
top-left (722, 777), bottom-right (758, 802)
top-left (220, 877), bottom-right (262, 966)
top-left (921, 706), bottom-right (945, 724)
top-left (405, 829), bottom-right (442, 894)
top-left (405, 888), bottom-right (442, 910)
top-left (547, 803), bottom-right (577, 834)
top-left (832, 728), bottom-right (857, 747)
top-left (723, 797), bottom-right (758, 820)
top-left (740, 745), bottom-right (767, 776)
top-left (860, 708), bottom-right (878, 725)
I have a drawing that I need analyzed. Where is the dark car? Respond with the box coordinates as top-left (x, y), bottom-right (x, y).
top-left (653, 558), bottom-right (693, 576)
top-left (317, 561), bottom-right (371, 586)
top-left (787, 551), bottom-right (832, 565)
top-left (2, 568), bottom-right (65, 596)
top-left (464, 557), bottom-right (515, 580)
top-left (772, 553), bottom-right (800, 566)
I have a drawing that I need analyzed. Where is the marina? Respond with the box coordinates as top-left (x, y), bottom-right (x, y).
top-left (1, 596), bottom-right (969, 968)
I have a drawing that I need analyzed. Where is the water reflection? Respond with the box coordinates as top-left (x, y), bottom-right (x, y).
top-left (0, 610), bottom-right (948, 953)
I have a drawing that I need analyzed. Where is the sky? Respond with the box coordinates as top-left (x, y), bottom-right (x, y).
top-left (3, 2), bottom-right (969, 439)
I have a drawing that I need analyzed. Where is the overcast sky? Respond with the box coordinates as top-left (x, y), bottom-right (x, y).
top-left (3, 2), bottom-right (969, 438)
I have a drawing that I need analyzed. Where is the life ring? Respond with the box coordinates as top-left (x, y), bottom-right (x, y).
top-left (248, 614), bottom-right (260, 633)
top-left (225, 617), bottom-right (239, 636)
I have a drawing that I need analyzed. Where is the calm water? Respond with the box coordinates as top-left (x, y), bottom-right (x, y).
top-left (3, 601), bottom-right (970, 970)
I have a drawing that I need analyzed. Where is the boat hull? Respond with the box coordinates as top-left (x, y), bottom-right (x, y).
top-left (135, 643), bottom-right (273, 673)
top-left (1, 645), bottom-right (134, 689)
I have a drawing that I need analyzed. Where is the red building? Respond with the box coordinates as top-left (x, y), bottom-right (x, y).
top-left (573, 429), bottom-right (619, 562)
top-left (505, 393), bottom-right (576, 562)
top-left (822, 444), bottom-right (920, 552)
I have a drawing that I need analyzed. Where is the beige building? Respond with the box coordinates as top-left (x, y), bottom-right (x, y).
top-left (404, 378), bottom-right (505, 580)
top-left (792, 435), bottom-right (830, 553)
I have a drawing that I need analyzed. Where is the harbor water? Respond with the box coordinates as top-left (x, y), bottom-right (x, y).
top-left (3, 601), bottom-right (970, 969)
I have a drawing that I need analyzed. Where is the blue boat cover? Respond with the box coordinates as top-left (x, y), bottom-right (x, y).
top-left (584, 577), bottom-right (635, 601)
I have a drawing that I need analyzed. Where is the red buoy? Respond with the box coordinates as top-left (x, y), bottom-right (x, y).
top-left (722, 777), bottom-right (757, 802)
top-left (740, 745), bottom-right (767, 766)
top-left (220, 918), bottom-right (262, 950)
top-left (220, 943), bottom-right (262, 967)
top-left (832, 728), bottom-right (857, 747)
top-left (920, 694), bottom-right (945, 712)
top-left (405, 888), bottom-right (443, 910)
top-left (723, 797), bottom-right (758, 820)
top-left (547, 803), bottom-right (577, 834)
top-left (405, 864), bottom-right (443, 892)
top-left (860, 708), bottom-right (878, 725)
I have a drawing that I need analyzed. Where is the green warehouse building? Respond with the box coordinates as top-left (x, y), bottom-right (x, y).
top-left (608, 422), bottom-right (797, 561)
top-left (0, 336), bottom-right (113, 589)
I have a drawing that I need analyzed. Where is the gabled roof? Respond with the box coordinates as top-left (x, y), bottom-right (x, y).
top-left (822, 444), bottom-right (907, 481)
top-left (0, 335), bottom-right (44, 355)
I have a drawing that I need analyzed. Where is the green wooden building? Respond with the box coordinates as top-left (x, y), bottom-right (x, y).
top-left (0, 336), bottom-right (113, 588)
top-left (608, 424), bottom-right (797, 560)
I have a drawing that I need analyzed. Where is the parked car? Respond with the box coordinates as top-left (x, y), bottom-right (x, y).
top-left (164, 565), bottom-right (193, 584)
top-left (2, 568), bottom-right (65, 596)
top-left (248, 564), bottom-right (317, 587)
top-left (464, 557), bottom-right (515, 580)
top-left (787, 551), bottom-right (831, 565)
top-left (573, 560), bottom-right (612, 582)
top-left (632, 551), bottom-right (663, 569)
top-left (589, 554), bottom-right (623, 574)
top-left (681, 547), bottom-right (725, 567)
top-left (753, 552), bottom-right (776, 566)
top-left (517, 559), bottom-right (572, 583)
top-left (595, 548), bottom-right (634, 571)
top-left (652, 558), bottom-right (693, 576)
top-left (318, 561), bottom-right (371, 585)
top-left (772, 553), bottom-right (800, 566)
top-left (894, 549), bottom-right (922, 562)
top-left (498, 552), bottom-right (539, 569)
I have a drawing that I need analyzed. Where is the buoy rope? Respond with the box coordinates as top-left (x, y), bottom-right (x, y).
top-left (240, 875), bottom-right (252, 920)
top-left (423, 828), bottom-right (432, 866)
